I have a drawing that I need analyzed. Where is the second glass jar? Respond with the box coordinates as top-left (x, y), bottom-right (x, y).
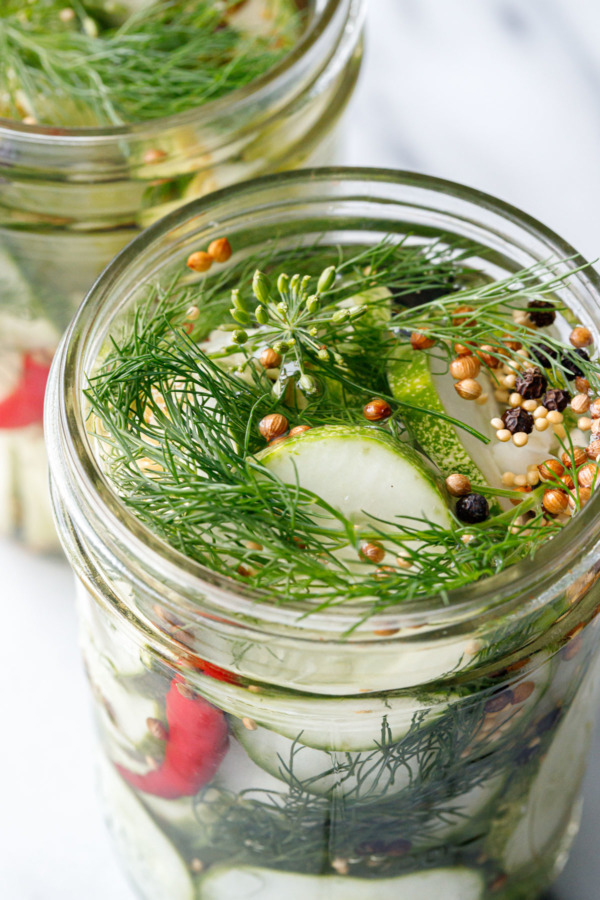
top-left (0, 0), bottom-right (364, 550)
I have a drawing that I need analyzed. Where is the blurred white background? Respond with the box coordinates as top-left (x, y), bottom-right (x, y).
top-left (2, 1), bottom-right (600, 896)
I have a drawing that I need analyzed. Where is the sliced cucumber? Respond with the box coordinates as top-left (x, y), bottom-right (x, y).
top-left (259, 424), bottom-right (451, 562)
top-left (388, 344), bottom-right (497, 487)
top-left (388, 345), bottom-right (556, 489)
top-left (199, 865), bottom-right (484, 900)
top-left (214, 736), bottom-right (291, 795)
top-left (231, 720), bottom-right (411, 799)
top-left (192, 675), bottom-right (445, 751)
top-left (501, 673), bottom-right (598, 874)
top-left (81, 624), bottom-right (161, 753)
top-left (415, 775), bottom-right (505, 849)
top-left (99, 758), bottom-right (196, 900)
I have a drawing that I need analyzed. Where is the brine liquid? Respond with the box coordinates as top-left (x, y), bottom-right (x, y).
top-left (77, 571), bottom-right (600, 900)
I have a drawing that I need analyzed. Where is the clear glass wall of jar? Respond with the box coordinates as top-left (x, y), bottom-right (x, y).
top-left (0, 0), bottom-right (364, 550)
top-left (46, 169), bottom-right (600, 900)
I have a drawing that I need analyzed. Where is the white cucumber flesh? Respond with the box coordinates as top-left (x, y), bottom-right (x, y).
top-left (259, 424), bottom-right (451, 562)
top-left (214, 737), bottom-right (291, 795)
top-left (231, 720), bottom-right (411, 798)
top-left (192, 675), bottom-right (446, 752)
top-left (199, 865), bottom-right (484, 900)
top-left (388, 345), bottom-right (492, 487)
top-left (388, 346), bottom-right (557, 502)
top-left (99, 758), bottom-right (195, 900)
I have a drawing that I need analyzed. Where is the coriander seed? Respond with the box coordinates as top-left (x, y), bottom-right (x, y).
top-left (259, 413), bottom-right (288, 441)
top-left (445, 473), bottom-right (472, 497)
top-left (410, 332), bottom-right (436, 350)
top-left (455, 378), bottom-right (482, 400)
top-left (186, 251), bottom-right (213, 273)
top-left (538, 459), bottom-right (564, 480)
top-left (543, 489), bottom-right (568, 515)
top-left (363, 398), bottom-right (392, 421)
top-left (578, 463), bottom-right (599, 488)
top-left (570, 326), bottom-right (593, 349)
top-left (360, 542), bottom-right (385, 564)
top-left (561, 448), bottom-right (588, 469)
top-left (259, 347), bottom-right (282, 369)
top-left (208, 237), bottom-right (233, 264)
top-left (449, 356), bottom-right (481, 380)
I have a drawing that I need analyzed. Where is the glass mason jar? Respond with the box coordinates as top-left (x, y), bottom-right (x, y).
top-left (46, 169), bottom-right (600, 900)
top-left (0, 0), bottom-right (364, 551)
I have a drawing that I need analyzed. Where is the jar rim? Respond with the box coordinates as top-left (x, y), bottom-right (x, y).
top-left (0, 0), bottom-right (356, 141)
top-left (47, 166), bottom-right (600, 636)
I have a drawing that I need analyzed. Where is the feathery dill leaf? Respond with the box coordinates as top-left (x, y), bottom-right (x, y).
top-left (0, 0), bottom-right (304, 126)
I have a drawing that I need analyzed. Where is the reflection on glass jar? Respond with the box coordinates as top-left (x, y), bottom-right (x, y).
top-left (0, 0), bottom-right (364, 549)
top-left (46, 170), bottom-right (600, 899)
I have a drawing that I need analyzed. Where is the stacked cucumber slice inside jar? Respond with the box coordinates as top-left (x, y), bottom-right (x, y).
top-left (0, 0), bottom-right (361, 548)
top-left (72, 227), bottom-right (600, 900)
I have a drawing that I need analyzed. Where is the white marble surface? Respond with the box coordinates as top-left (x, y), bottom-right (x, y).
top-left (3, 0), bottom-right (600, 897)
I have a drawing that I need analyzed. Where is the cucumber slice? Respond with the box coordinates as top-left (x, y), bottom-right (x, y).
top-left (388, 346), bottom-right (556, 488)
top-left (388, 345), bottom-right (497, 487)
top-left (231, 720), bottom-right (411, 799)
top-left (192, 675), bottom-right (445, 751)
top-left (501, 672), bottom-right (598, 874)
top-left (99, 758), bottom-right (196, 900)
top-left (259, 424), bottom-right (451, 562)
top-left (214, 735), bottom-right (290, 795)
top-left (199, 865), bottom-right (484, 900)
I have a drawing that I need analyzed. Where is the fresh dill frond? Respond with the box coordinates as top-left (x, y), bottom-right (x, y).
top-left (0, 0), bottom-right (304, 126)
top-left (83, 236), bottom-right (597, 614)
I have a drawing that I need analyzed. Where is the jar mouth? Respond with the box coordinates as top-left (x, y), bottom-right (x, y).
top-left (48, 167), bottom-right (600, 635)
top-left (0, 0), bottom-right (356, 141)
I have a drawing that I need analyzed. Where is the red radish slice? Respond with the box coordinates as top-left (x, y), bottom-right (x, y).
top-left (0, 354), bottom-right (52, 429)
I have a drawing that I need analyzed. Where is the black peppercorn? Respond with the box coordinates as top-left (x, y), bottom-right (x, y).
top-left (514, 367), bottom-right (547, 400)
top-left (562, 348), bottom-right (589, 380)
top-left (456, 493), bottom-right (490, 524)
top-left (501, 407), bottom-right (534, 435)
top-left (542, 388), bottom-right (571, 412)
top-left (527, 299), bottom-right (557, 327)
top-left (529, 343), bottom-right (559, 368)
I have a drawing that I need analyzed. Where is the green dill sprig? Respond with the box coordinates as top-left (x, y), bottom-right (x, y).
top-left (83, 236), bottom-right (600, 613)
top-left (229, 263), bottom-right (367, 398)
top-left (0, 0), bottom-right (303, 126)
top-left (392, 259), bottom-right (600, 393)
top-left (193, 689), bottom-right (558, 875)
top-left (86, 327), bottom-right (556, 611)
